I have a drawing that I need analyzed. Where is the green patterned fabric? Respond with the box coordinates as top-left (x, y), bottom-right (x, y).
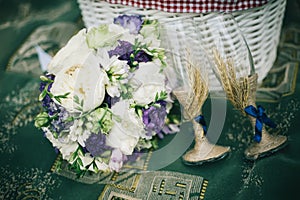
top-left (99, 171), bottom-right (207, 200)
top-left (1, 1), bottom-right (300, 199)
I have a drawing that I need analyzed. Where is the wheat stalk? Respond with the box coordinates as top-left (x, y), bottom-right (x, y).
top-left (179, 50), bottom-right (209, 120)
top-left (213, 49), bottom-right (251, 113)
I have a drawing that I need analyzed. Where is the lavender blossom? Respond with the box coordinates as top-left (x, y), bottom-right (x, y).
top-left (41, 95), bottom-right (52, 108)
top-left (39, 73), bottom-right (74, 134)
top-left (114, 15), bottom-right (143, 34)
top-left (50, 104), bottom-right (74, 133)
top-left (142, 100), bottom-right (167, 137)
top-left (85, 133), bottom-right (111, 157)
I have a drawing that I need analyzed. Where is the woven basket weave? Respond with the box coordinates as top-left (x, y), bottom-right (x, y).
top-left (77, 0), bottom-right (286, 91)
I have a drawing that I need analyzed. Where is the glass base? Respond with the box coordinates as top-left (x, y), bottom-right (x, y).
top-left (244, 134), bottom-right (287, 160)
top-left (182, 137), bottom-right (231, 165)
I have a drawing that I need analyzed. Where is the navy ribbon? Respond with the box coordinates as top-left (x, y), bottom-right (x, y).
top-left (244, 105), bottom-right (277, 143)
top-left (194, 115), bottom-right (207, 135)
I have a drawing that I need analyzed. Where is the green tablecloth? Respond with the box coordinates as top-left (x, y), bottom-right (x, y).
top-left (1, 0), bottom-right (299, 199)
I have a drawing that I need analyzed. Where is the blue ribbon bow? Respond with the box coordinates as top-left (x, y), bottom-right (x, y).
top-left (194, 115), bottom-right (207, 135)
top-left (244, 105), bottom-right (277, 143)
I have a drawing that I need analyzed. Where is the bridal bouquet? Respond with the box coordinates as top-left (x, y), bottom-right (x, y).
top-left (34, 15), bottom-right (179, 174)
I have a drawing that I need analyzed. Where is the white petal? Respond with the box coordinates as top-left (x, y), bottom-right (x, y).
top-left (79, 154), bottom-right (94, 167)
top-left (48, 29), bottom-right (90, 74)
top-left (50, 57), bottom-right (109, 112)
top-left (131, 62), bottom-right (166, 105)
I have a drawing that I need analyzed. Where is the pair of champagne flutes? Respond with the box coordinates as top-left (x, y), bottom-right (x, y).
top-left (160, 13), bottom-right (287, 164)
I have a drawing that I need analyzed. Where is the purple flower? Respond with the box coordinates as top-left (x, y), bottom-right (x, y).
top-left (108, 40), bottom-right (153, 68)
top-left (142, 100), bottom-right (167, 137)
top-left (109, 148), bottom-right (127, 172)
top-left (134, 50), bottom-right (153, 63)
top-left (50, 104), bottom-right (74, 133)
top-left (108, 40), bottom-right (133, 58)
top-left (39, 74), bottom-right (55, 92)
top-left (47, 102), bottom-right (59, 116)
top-left (85, 133), bottom-right (111, 157)
top-left (114, 15), bottom-right (143, 34)
top-left (157, 124), bottom-right (180, 139)
top-left (103, 93), bottom-right (120, 108)
top-left (42, 95), bottom-right (52, 108)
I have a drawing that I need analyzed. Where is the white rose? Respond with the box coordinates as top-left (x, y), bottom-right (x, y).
top-left (48, 29), bottom-right (109, 112)
top-left (106, 100), bottom-right (146, 155)
top-left (48, 29), bottom-right (89, 74)
top-left (131, 61), bottom-right (166, 105)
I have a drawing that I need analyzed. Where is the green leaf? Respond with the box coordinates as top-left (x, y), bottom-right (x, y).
top-left (38, 90), bottom-right (47, 101)
top-left (154, 92), bottom-right (158, 102)
top-left (137, 108), bottom-right (143, 118)
top-left (65, 116), bottom-right (74, 122)
top-left (77, 158), bottom-right (83, 166)
top-left (54, 96), bottom-right (61, 104)
top-left (53, 92), bottom-right (70, 104)
top-left (77, 148), bottom-right (84, 157)
top-left (151, 137), bottom-right (159, 149)
top-left (55, 92), bottom-right (70, 99)
top-left (155, 91), bottom-right (167, 102)
top-left (69, 151), bottom-right (78, 163)
top-left (74, 95), bottom-right (80, 105)
top-left (47, 91), bottom-right (54, 98)
top-left (93, 163), bottom-right (98, 173)
top-left (52, 131), bottom-right (59, 139)
top-left (75, 106), bottom-right (83, 112)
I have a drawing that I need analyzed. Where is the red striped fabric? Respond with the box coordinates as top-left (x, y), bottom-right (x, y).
top-left (104, 0), bottom-right (269, 13)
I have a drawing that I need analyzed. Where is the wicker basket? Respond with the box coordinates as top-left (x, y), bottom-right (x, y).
top-left (77, 0), bottom-right (286, 91)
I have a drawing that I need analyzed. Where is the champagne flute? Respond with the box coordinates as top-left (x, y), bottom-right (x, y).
top-left (194, 13), bottom-right (287, 160)
top-left (160, 18), bottom-right (230, 165)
